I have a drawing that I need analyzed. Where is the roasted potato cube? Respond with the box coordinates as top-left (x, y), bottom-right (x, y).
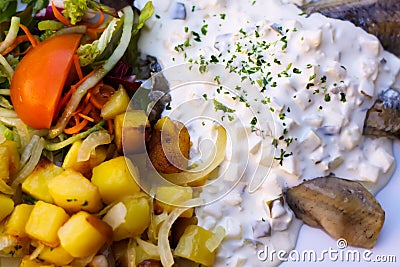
top-left (5, 204), bottom-right (33, 238)
top-left (48, 169), bottom-right (103, 213)
top-left (112, 197), bottom-right (151, 241)
top-left (58, 211), bottom-right (112, 258)
top-left (62, 140), bottom-right (107, 178)
top-left (91, 156), bottom-right (141, 204)
top-left (154, 186), bottom-right (193, 218)
top-left (22, 158), bottom-right (63, 203)
top-left (101, 85), bottom-right (130, 120)
top-left (114, 110), bottom-right (150, 154)
top-left (174, 225), bottom-right (216, 266)
top-left (147, 117), bottom-right (190, 174)
top-left (0, 194), bottom-right (14, 222)
top-left (39, 245), bottom-right (74, 266)
top-left (25, 201), bottom-right (69, 247)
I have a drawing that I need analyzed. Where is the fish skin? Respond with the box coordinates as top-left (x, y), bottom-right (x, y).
top-left (363, 88), bottom-right (400, 138)
top-left (300, 0), bottom-right (400, 57)
top-left (285, 176), bottom-right (385, 249)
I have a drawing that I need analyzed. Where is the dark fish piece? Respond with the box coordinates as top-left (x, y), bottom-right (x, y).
top-left (363, 88), bottom-right (400, 138)
top-left (300, 0), bottom-right (400, 57)
top-left (285, 175), bottom-right (385, 248)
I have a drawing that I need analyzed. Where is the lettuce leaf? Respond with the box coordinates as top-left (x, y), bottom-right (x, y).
top-left (77, 17), bottom-right (119, 66)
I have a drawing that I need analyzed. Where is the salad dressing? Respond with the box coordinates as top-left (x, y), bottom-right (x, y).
top-left (136, 0), bottom-right (400, 266)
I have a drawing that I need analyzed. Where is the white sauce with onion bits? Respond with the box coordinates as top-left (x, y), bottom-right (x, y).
top-left (135, 0), bottom-right (400, 266)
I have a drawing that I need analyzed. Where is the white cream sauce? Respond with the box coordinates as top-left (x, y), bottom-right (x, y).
top-left (135, 0), bottom-right (400, 266)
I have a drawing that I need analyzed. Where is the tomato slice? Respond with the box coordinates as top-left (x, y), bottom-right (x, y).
top-left (10, 34), bottom-right (82, 129)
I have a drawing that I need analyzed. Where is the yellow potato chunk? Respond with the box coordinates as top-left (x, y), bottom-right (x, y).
top-left (154, 186), bottom-right (193, 218)
top-left (0, 194), bottom-right (14, 222)
top-left (112, 197), bottom-right (151, 241)
top-left (114, 110), bottom-right (150, 154)
top-left (91, 156), bottom-right (141, 204)
top-left (22, 159), bottom-right (63, 203)
top-left (39, 245), bottom-right (74, 266)
top-left (58, 211), bottom-right (112, 258)
top-left (48, 169), bottom-right (103, 213)
top-left (25, 201), bottom-right (69, 247)
top-left (101, 85), bottom-right (130, 120)
top-left (5, 204), bottom-right (33, 238)
top-left (174, 225), bottom-right (216, 266)
top-left (62, 140), bottom-right (107, 178)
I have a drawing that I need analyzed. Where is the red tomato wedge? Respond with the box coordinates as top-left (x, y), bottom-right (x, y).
top-left (10, 34), bottom-right (82, 129)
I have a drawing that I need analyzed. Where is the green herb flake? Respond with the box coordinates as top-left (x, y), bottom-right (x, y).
top-left (324, 94), bottom-right (331, 102)
top-left (293, 68), bottom-right (302, 74)
top-left (213, 99), bottom-right (236, 113)
top-left (201, 24), bottom-right (208, 35)
top-left (192, 31), bottom-right (202, 42)
top-left (340, 92), bottom-right (347, 102)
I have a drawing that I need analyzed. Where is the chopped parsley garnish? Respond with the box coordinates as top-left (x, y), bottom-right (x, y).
top-left (201, 24), bottom-right (208, 35)
top-left (213, 99), bottom-right (236, 113)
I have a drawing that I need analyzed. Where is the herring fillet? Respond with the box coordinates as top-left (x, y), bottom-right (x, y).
top-left (364, 88), bottom-right (400, 138)
top-left (285, 176), bottom-right (385, 249)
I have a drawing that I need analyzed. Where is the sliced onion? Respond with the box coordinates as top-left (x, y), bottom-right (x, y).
top-left (148, 212), bottom-right (168, 243)
top-left (0, 179), bottom-right (14, 195)
top-left (158, 198), bottom-right (203, 267)
top-left (0, 54), bottom-right (14, 80)
top-left (0, 17), bottom-right (20, 54)
top-left (0, 108), bottom-right (17, 118)
top-left (19, 135), bottom-right (40, 167)
top-left (135, 237), bottom-right (160, 259)
top-left (11, 137), bottom-right (44, 188)
top-left (205, 226), bottom-right (226, 252)
top-left (97, 193), bottom-right (148, 217)
top-left (102, 202), bottom-right (127, 230)
top-left (127, 238), bottom-right (137, 267)
top-left (162, 126), bottom-right (227, 185)
top-left (77, 130), bottom-right (111, 162)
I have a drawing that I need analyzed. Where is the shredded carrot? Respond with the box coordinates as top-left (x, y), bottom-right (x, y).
top-left (83, 10), bottom-right (105, 29)
top-left (51, 1), bottom-right (71, 26)
top-left (18, 25), bottom-right (39, 47)
top-left (73, 54), bottom-right (83, 80)
top-left (1, 35), bottom-right (29, 55)
top-left (84, 92), bottom-right (92, 105)
top-left (78, 113), bottom-right (95, 122)
top-left (64, 118), bottom-right (89, 134)
top-left (107, 119), bottom-right (114, 134)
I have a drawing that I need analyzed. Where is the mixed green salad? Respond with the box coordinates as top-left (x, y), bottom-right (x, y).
top-left (0, 1), bottom-right (226, 266)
